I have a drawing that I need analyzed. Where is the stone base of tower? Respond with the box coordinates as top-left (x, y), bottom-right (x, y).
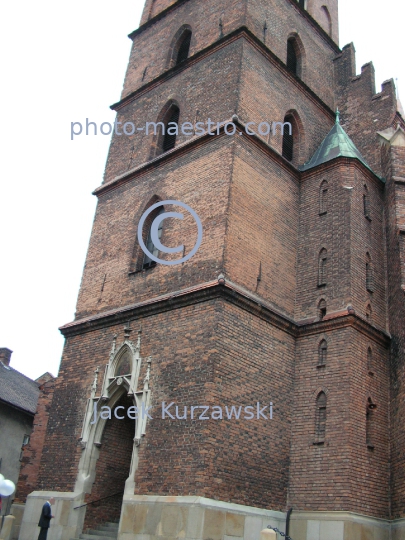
top-left (17, 492), bottom-right (405, 540)
top-left (118, 495), bottom-right (286, 540)
top-left (289, 511), bottom-right (396, 540)
top-left (18, 491), bottom-right (86, 540)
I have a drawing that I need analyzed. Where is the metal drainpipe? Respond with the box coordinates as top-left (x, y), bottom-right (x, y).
top-left (286, 507), bottom-right (293, 536)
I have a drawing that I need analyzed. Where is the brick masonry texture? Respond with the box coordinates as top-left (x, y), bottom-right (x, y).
top-left (22, 0), bottom-right (405, 525)
top-left (289, 327), bottom-right (389, 516)
top-left (16, 376), bottom-right (56, 502)
top-left (35, 301), bottom-right (293, 511)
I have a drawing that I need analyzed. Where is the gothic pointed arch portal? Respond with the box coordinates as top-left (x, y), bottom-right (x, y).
top-left (75, 329), bottom-right (152, 500)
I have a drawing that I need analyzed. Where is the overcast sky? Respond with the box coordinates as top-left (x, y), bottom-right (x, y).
top-left (1, 0), bottom-right (403, 381)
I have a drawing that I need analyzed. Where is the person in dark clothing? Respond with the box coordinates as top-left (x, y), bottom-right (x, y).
top-left (37, 497), bottom-right (55, 540)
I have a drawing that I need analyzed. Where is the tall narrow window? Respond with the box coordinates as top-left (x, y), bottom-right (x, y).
top-left (287, 39), bottom-right (298, 75)
top-left (365, 303), bottom-right (372, 321)
top-left (162, 105), bottom-right (180, 153)
top-left (282, 114), bottom-right (294, 161)
top-left (318, 340), bottom-right (327, 367)
top-left (363, 185), bottom-right (371, 220)
top-left (320, 6), bottom-right (332, 36)
top-left (315, 392), bottom-right (327, 442)
top-left (367, 347), bottom-right (373, 375)
top-left (319, 180), bottom-right (328, 215)
top-left (318, 299), bottom-right (327, 320)
top-left (366, 253), bottom-right (374, 292)
top-left (366, 397), bottom-right (377, 449)
top-left (318, 248), bottom-right (327, 286)
top-left (143, 207), bottom-right (164, 269)
top-left (175, 30), bottom-right (192, 65)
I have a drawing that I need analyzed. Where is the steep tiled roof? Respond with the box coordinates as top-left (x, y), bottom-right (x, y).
top-left (300, 111), bottom-right (374, 174)
top-left (0, 362), bottom-right (40, 414)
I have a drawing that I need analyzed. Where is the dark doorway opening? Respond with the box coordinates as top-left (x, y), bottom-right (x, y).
top-left (83, 394), bottom-right (134, 530)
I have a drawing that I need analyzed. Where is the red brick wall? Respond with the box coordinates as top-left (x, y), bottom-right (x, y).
top-left (126, 0), bottom-right (246, 98)
top-left (16, 377), bottom-right (56, 502)
top-left (296, 161), bottom-right (386, 327)
top-left (383, 144), bottom-right (405, 518)
top-left (37, 299), bottom-right (294, 511)
top-left (334, 44), bottom-right (399, 177)
top-left (224, 140), bottom-right (299, 317)
top-left (289, 327), bottom-right (389, 517)
top-left (76, 136), bottom-right (233, 320)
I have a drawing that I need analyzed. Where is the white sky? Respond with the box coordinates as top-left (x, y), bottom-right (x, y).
top-left (0, 0), bottom-right (403, 381)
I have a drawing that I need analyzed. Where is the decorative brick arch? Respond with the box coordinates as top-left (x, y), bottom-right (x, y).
top-left (282, 108), bottom-right (306, 166)
top-left (130, 195), bottom-right (166, 273)
top-left (149, 99), bottom-right (181, 159)
top-left (320, 6), bottom-right (332, 37)
top-left (166, 25), bottom-right (193, 69)
top-left (286, 32), bottom-right (307, 81)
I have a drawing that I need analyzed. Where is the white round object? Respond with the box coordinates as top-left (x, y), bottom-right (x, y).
top-left (0, 479), bottom-right (16, 496)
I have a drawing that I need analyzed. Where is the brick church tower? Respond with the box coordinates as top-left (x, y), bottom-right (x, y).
top-left (16, 0), bottom-right (405, 539)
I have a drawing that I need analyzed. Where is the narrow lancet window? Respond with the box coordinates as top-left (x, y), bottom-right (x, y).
top-left (318, 249), bottom-right (327, 286)
top-left (319, 180), bottom-right (328, 214)
top-left (318, 340), bottom-right (327, 366)
top-left (162, 105), bottom-right (180, 153)
top-left (143, 208), bottom-right (164, 269)
top-left (175, 30), bottom-right (192, 65)
top-left (315, 392), bottom-right (327, 441)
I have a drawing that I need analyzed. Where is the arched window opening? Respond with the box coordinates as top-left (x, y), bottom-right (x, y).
top-left (366, 397), bottom-right (377, 449)
top-left (320, 6), bottom-right (332, 37)
top-left (286, 35), bottom-right (304, 79)
top-left (315, 392), bottom-right (327, 442)
top-left (363, 185), bottom-right (371, 220)
top-left (143, 207), bottom-right (164, 269)
top-left (175, 30), bottom-right (192, 65)
top-left (366, 253), bottom-right (374, 292)
top-left (282, 114), bottom-right (294, 161)
top-left (367, 347), bottom-right (374, 375)
top-left (287, 38), bottom-right (298, 75)
top-left (162, 105), bottom-right (180, 153)
top-left (319, 180), bottom-right (328, 215)
top-left (318, 248), bottom-right (327, 286)
top-left (318, 299), bottom-right (327, 321)
top-left (365, 303), bottom-right (372, 322)
top-left (318, 340), bottom-right (327, 367)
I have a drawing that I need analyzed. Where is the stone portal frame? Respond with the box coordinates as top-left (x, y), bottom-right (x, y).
top-left (75, 332), bottom-right (151, 497)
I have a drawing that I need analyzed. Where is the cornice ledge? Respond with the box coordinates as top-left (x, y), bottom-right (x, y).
top-left (128, 0), bottom-right (340, 55)
top-left (300, 155), bottom-right (385, 185)
top-left (59, 279), bottom-right (390, 347)
top-left (93, 116), bottom-right (300, 197)
top-left (59, 278), bottom-right (297, 338)
top-left (112, 27), bottom-right (334, 120)
top-left (297, 312), bottom-right (390, 346)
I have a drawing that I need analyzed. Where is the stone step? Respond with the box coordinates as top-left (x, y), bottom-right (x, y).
top-left (96, 527), bottom-right (118, 533)
top-left (87, 529), bottom-right (117, 537)
top-left (80, 534), bottom-right (117, 540)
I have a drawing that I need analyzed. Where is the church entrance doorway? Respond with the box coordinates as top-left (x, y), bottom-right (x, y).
top-left (83, 393), bottom-right (134, 530)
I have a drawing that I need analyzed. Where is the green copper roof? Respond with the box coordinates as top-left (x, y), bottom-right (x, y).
top-left (300, 111), bottom-right (373, 173)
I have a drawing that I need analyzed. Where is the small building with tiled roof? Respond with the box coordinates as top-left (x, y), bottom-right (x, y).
top-left (0, 348), bottom-right (53, 514)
